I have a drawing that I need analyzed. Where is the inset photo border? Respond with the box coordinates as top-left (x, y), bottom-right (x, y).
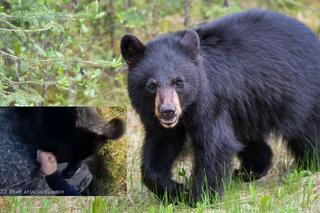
top-left (0, 107), bottom-right (127, 196)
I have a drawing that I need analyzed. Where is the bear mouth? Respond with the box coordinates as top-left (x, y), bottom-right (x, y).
top-left (159, 116), bottom-right (179, 128)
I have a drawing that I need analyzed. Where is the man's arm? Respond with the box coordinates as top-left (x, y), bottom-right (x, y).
top-left (45, 171), bottom-right (79, 196)
top-left (37, 150), bottom-right (80, 196)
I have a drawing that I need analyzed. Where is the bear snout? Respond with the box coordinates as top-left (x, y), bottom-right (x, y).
top-left (155, 88), bottom-right (182, 128)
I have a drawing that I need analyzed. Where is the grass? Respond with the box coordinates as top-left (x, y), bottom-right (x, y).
top-left (1, 110), bottom-right (320, 212)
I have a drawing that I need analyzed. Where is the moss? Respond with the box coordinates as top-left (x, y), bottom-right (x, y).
top-left (89, 107), bottom-right (127, 196)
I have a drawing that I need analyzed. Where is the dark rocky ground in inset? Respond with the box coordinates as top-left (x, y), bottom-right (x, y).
top-left (0, 108), bottom-right (92, 195)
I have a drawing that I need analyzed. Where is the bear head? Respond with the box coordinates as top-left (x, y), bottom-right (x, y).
top-left (121, 30), bottom-right (203, 128)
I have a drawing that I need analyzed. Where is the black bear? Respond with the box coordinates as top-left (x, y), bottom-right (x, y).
top-left (14, 107), bottom-right (124, 179)
top-left (121, 9), bottom-right (320, 203)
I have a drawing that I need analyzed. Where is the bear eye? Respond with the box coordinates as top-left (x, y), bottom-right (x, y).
top-left (174, 77), bottom-right (184, 88)
top-left (146, 79), bottom-right (157, 93)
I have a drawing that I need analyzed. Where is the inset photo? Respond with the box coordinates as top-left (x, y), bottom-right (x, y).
top-left (0, 107), bottom-right (127, 196)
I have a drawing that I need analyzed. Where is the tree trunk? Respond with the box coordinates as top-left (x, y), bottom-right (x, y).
top-left (124, 0), bottom-right (132, 33)
top-left (107, 0), bottom-right (115, 56)
top-left (151, 0), bottom-right (157, 26)
top-left (224, 0), bottom-right (230, 8)
top-left (184, 0), bottom-right (191, 27)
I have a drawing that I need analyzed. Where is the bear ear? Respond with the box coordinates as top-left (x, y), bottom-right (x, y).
top-left (180, 29), bottom-right (200, 58)
top-left (120, 34), bottom-right (146, 67)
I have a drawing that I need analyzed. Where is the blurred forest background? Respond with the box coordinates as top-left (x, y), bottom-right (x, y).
top-left (0, 1), bottom-right (320, 211)
top-left (0, 0), bottom-right (319, 106)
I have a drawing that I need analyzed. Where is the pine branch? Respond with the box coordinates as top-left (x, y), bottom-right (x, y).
top-left (0, 49), bottom-right (122, 68)
top-left (0, 25), bottom-right (54, 32)
top-left (0, 10), bottom-right (104, 22)
top-left (0, 72), bottom-right (58, 86)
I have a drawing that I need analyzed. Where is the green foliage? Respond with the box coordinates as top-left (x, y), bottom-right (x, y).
top-left (0, 0), bottom-right (233, 106)
top-left (0, 0), bottom-right (319, 106)
top-left (0, 0), bottom-right (125, 106)
top-left (92, 197), bottom-right (106, 213)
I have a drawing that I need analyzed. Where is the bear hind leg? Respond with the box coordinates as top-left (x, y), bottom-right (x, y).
top-left (286, 136), bottom-right (320, 171)
top-left (235, 141), bottom-right (273, 182)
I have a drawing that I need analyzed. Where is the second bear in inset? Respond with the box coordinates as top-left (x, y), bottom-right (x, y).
top-left (14, 107), bottom-right (124, 179)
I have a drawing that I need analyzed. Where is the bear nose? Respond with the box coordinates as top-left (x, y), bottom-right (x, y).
top-left (160, 105), bottom-right (176, 118)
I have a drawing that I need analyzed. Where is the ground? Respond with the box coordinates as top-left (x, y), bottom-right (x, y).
top-left (1, 109), bottom-right (320, 212)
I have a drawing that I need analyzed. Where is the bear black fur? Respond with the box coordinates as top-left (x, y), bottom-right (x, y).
top-left (121, 9), bottom-right (320, 203)
top-left (14, 107), bottom-right (124, 179)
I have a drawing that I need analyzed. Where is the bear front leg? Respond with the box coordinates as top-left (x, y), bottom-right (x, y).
top-left (190, 111), bottom-right (242, 204)
top-left (141, 126), bottom-right (186, 201)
